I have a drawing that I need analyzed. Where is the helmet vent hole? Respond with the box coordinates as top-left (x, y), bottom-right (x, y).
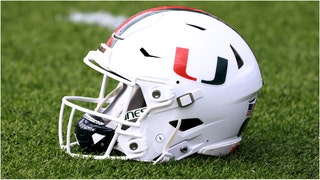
top-left (140, 48), bottom-right (160, 58)
top-left (169, 118), bottom-right (203, 131)
top-left (176, 80), bottom-right (180, 84)
top-left (230, 44), bottom-right (244, 69)
top-left (186, 23), bottom-right (206, 31)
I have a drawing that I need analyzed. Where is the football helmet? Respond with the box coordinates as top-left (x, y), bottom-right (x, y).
top-left (59, 6), bottom-right (263, 163)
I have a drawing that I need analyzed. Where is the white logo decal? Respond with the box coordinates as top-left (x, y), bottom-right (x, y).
top-left (92, 133), bottom-right (105, 144)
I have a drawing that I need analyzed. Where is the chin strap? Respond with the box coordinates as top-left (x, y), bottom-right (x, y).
top-left (153, 118), bottom-right (182, 164)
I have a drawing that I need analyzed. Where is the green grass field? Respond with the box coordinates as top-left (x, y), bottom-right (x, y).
top-left (1, 1), bottom-right (319, 179)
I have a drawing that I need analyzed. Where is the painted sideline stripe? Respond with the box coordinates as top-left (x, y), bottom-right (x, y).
top-left (68, 12), bottom-right (127, 29)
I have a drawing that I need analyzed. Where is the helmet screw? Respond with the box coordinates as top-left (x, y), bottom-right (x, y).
top-left (152, 90), bottom-right (161, 99)
top-left (129, 142), bottom-right (138, 151)
top-left (180, 146), bottom-right (188, 153)
top-left (155, 134), bottom-right (165, 143)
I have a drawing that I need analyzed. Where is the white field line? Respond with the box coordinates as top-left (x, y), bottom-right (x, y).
top-left (68, 12), bottom-right (127, 29)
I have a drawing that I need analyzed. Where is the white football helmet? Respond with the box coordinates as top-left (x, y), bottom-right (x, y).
top-left (59, 6), bottom-right (263, 163)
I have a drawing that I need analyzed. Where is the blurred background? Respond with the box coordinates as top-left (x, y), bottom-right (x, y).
top-left (1, 1), bottom-right (318, 178)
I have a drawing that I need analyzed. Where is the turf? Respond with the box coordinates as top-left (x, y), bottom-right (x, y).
top-left (1, 1), bottom-right (319, 179)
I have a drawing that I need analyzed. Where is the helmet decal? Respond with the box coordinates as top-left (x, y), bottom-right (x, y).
top-left (246, 97), bottom-right (257, 117)
top-left (201, 57), bottom-right (228, 85)
top-left (173, 47), bottom-right (197, 81)
top-left (173, 47), bottom-right (228, 85)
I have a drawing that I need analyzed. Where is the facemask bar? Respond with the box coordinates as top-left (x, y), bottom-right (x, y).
top-left (58, 79), bottom-right (176, 161)
top-left (59, 47), bottom-right (178, 161)
top-left (153, 118), bottom-right (182, 164)
top-left (58, 75), bottom-right (141, 159)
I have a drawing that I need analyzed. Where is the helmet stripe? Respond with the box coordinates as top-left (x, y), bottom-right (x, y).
top-left (106, 6), bottom-right (212, 47)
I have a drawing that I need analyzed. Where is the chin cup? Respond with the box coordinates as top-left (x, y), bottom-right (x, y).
top-left (75, 114), bottom-right (115, 152)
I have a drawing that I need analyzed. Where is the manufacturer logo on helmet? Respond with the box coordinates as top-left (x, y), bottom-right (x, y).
top-left (173, 47), bottom-right (228, 85)
top-left (125, 107), bottom-right (146, 121)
